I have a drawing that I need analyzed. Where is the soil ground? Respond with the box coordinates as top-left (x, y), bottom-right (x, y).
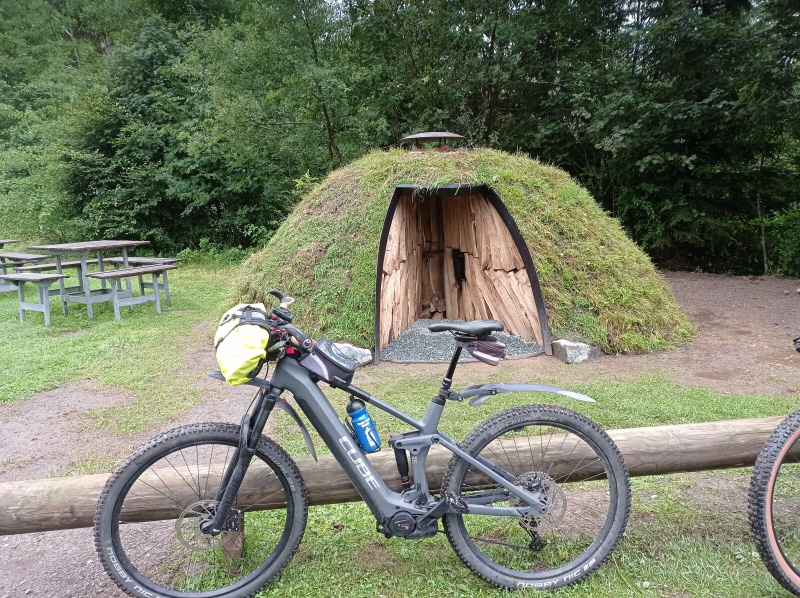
top-left (375, 272), bottom-right (800, 397)
top-left (0, 271), bottom-right (798, 597)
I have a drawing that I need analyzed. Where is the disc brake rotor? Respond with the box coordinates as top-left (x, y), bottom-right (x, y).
top-left (176, 500), bottom-right (225, 552)
top-left (510, 472), bottom-right (567, 532)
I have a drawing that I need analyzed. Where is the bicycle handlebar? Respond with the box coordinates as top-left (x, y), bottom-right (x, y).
top-left (284, 324), bottom-right (313, 350)
top-left (269, 288), bottom-right (314, 350)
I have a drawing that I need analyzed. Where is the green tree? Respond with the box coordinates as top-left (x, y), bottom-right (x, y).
top-left (582, 0), bottom-right (798, 271)
top-left (60, 16), bottom-right (289, 251)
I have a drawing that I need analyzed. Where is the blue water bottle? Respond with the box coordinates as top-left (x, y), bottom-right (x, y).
top-left (346, 398), bottom-right (381, 453)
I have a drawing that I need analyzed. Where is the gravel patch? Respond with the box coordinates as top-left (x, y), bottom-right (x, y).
top-left (380, 318), bottom-right (543, 362)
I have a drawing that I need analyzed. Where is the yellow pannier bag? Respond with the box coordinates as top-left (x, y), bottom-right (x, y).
top-left (214, 304), bottom-right (274, 386)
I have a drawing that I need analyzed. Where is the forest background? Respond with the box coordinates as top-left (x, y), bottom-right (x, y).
top-left (1, 0), bottom-right (798, 275)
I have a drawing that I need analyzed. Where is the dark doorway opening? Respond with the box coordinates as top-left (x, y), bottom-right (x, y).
top-left (375, 185), bottom-right (551, 358)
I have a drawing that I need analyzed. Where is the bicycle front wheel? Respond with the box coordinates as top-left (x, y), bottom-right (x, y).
top-left (94, 422), bottom-right (307, 598)
top-left (442, 405), bottom-right (630, 590)
top-left (749, 409), bottom-right (800, 596)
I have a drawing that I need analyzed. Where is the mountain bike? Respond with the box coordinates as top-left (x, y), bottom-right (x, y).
top-left (748, 336), bottom-right (800, 596)
top-left (94, 289), bottom-right (631, 597)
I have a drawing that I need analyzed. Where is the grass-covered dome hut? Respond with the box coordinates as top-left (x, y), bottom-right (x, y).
top-left (236, 149), bottom-right (693, 356)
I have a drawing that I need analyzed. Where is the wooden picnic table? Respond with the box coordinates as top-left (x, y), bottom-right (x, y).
top-left (0, 252), bottom-right (48, 263)
top-left (0, 240), bottom-right (18, 250)
top-left (0, 273), bottom-right (70, 325)
top-left (27, 240), bottom-right (150, 318)
top-left (0, 252), bottom-right (48, 294)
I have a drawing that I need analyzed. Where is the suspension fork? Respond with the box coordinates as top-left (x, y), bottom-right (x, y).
top-left (201, 387), bottom-right (280, 535)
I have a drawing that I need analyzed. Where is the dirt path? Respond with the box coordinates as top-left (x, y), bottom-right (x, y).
top-left (587, 272), bottom-right (800, 396)
top-left (0, 323), bottom-right (260, 598)
top-left (0, 272), bottom-right (798, 597)
top-left (376, 272), bottom-right (800, 397)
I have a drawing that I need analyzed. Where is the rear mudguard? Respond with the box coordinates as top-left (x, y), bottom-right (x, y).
top-left (207, 370), bottom-right (317, 461)
top-left (458, 382), bottom-right (595, 407)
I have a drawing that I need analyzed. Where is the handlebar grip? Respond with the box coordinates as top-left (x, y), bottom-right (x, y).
top-left (269, 288), bottom-right (295, 309)
top-left (284, 324), bottom-right (313, 350)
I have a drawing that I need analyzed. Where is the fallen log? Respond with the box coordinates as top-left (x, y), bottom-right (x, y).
top-left (0, 416), bottom-right (790, 536)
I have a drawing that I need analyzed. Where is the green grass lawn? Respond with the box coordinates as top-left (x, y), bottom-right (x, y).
top-left (0, 263), bottom-right (797, 597)
top-left (0, 262), bottom-right (234, 429)
top-left (268, 373), bottom-right (799, 598)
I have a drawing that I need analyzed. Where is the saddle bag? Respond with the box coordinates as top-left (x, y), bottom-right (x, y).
top-left (299, 337), bottom-right (356, 385)
top-left (466, 338), bottom-right (506, 366)
top-left (214, 304), bottom-right (276, 385)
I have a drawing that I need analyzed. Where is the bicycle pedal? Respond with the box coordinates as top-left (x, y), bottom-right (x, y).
top-left (444, 492), bottom-right (469, 514)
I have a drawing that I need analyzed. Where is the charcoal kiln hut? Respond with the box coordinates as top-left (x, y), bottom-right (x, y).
top-left (235, 145), bottom-right (692, 359)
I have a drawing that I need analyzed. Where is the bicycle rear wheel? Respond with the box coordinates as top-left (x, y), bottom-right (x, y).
top-left (442, 405), bottom-right (630, 590)
top-left (749, 409), bottom-right (800, 596)
top-left (94, 422), bottom-right (307, 598)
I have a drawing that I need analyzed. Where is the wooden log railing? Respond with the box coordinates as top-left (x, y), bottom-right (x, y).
top-left (0, 416), bottom-right (790, 536)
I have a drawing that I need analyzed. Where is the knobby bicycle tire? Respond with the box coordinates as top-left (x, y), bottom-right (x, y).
top-left (94, 422), bottom-right (307, 598)
top-left (442, 404), bottom-right (630, 591)
top-left (749, 409), bottom-right (800, 596)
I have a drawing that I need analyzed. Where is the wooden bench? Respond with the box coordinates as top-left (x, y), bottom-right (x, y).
top-left (0, 273), bottom-right (69, 325)
top-left (103, 257), bottom-right (182, 265)
top-left (15, 259), bottom-right (100, 273)
top-left (15, 260), bottom-right (100, 295)
top-left (104, 257), bottom-right (181, 306)
top-left (0, 253), bottom-right (50, 294)
top-left (87, 265), bottom-right (177, 321)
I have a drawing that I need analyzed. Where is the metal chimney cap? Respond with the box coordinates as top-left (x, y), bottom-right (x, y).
top-left (401, 131), bottom-right (465, 143)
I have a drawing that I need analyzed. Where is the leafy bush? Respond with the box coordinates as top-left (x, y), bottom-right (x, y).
top-left (57, 17), bottom-right (293, 253)
top-left (769, 204), bottom-right (800, 277)
top-left (176, 238), bottom-right (251, 267)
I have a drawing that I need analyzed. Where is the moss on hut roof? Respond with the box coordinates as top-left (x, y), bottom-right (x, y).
top-left (236, 149), bottom-right (693, 354)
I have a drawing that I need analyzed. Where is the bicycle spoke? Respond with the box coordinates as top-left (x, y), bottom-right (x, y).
top-left (100, 428), bottom-right (303, 596)
top-left (445, 407), bottom-right (627, 588)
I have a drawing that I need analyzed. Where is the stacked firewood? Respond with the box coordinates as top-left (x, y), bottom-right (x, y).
top-left (380, 193), bottom-right (542, 349)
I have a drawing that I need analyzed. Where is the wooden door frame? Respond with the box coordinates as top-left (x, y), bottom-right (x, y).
top-left (374, 184), bottom-right (552, 362)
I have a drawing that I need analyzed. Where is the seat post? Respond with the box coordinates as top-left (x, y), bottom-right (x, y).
top-left (439, 342), bottom-right (464, 397)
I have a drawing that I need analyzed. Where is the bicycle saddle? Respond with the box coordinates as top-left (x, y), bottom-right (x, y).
top-left (428, 319), bottom-right (504, 337)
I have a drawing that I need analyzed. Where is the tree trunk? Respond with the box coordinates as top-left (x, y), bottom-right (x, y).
top-left (757, 157), bottom-right (770, 275)
top-left (299, 2), bottom-right (342, 166)
top-left (102, 34), bottom-right (115, 55)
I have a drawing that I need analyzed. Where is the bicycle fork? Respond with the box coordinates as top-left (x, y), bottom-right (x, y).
top-left (201, 388), bottom-right (279, 535)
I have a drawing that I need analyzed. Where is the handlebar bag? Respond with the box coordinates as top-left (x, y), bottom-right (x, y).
top-left (466, 339), bottom-right (506, 366)
top-left (214, 304), bottom-right (275, 385)
top-left (299, 337), bottom-right (356, 385)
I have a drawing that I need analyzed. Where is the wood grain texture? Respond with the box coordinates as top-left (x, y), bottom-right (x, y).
top-left (87, 264), bottom-right (176, 280)
top-left (28, 240), bottom-right (149, 252)
top-left (378, 192), bottom-right (541, 348)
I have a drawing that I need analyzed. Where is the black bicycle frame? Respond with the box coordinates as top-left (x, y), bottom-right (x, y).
top-left (204, 343), bottom-right (548, 535)
top-left (267, 355), bottom-right (546, 524)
